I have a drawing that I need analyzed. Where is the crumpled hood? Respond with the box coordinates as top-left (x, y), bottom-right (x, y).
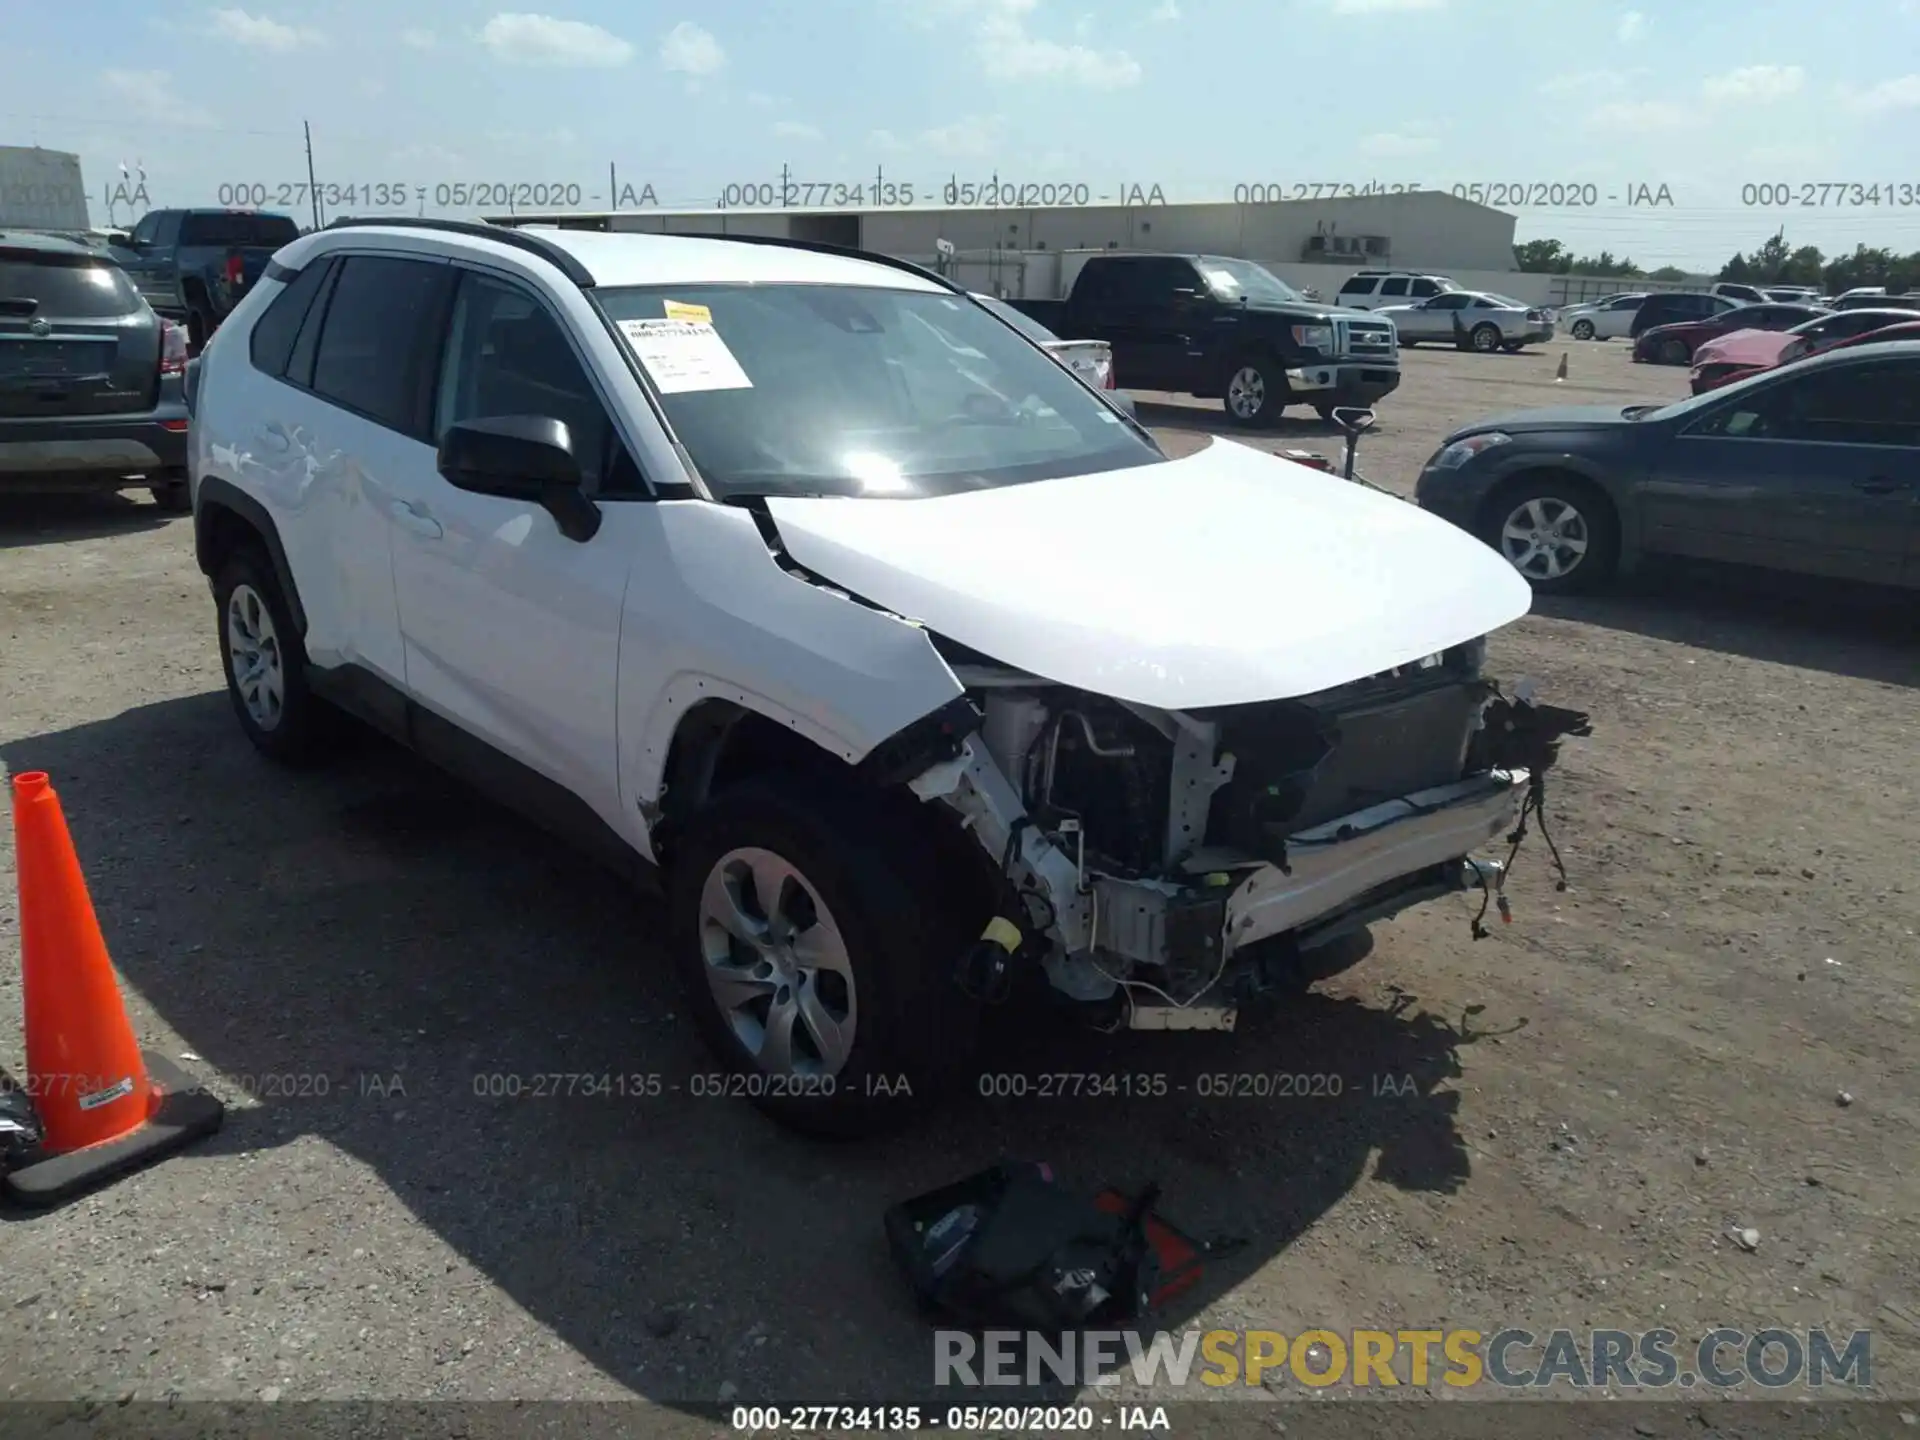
top-left (764, 439), bottom-right (1532, 710)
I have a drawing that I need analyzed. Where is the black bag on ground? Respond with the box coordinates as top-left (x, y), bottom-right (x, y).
top-left (884, 1162), bottom-right (1162, 1329)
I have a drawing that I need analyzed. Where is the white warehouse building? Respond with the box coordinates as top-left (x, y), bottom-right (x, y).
top-left (487, 190), bottom-right (1545, 303)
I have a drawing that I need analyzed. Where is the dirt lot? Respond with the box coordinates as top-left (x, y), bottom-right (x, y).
top-left (2, 338), bottom-right (1916, 1429)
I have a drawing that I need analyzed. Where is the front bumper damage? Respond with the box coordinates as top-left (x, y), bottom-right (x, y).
top-left (907, 667), bottom-right (1587, 1030)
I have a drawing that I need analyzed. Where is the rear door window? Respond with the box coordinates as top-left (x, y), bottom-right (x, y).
top-left (1379, 277), bottom-right (1410, 298)
top-left (0, 250), bottom-right (142, 319)
top-left (308, 254), bottom-right (447, 433)
top-left (249, 257), bottom-right (335, 378)
top-left (1339, 276), bottom-right (1378, 297)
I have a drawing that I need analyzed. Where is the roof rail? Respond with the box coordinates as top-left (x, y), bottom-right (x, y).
top-left (664, 231), bottom-right (967, 295)
top-left (318, 215), bottom-right (596, 287)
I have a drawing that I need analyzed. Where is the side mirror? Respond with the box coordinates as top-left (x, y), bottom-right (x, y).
top-left (436, 415), bottom-right (601, 543)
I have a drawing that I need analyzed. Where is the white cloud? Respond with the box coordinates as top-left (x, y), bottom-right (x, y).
top-left (400, 27), bottom-right (436, 48)
top-left (1538, 67), bottom-right (1637, 98)
top-left (100, 69), bottom-right (215, 128)
top-left (1585, 99), bottom-right (1690, 131)
top-left (659, 20), bottom-right (725, 76)
top-left (479, 13), bottom-right (634, 66)
top-left (1843, 73), bottom-right (1920, 113)
top-left (773, 119), bottom-right (824, 141)
top-left (975, 0), bottom-right (1140, 87)
top-left (1615, 9), bottom-right (1645, 42)
top-left (391, 143), bottom-right (462, 167)
top-left (1150, 0), bottom-right (1181, 18)
top-left (873, 114), bottom-right (1007, 160)
top-left (1702, 64), bottom-right (1803, 102)
top-left (746, 91), bottom-right (777, 108)
top-left (208, 9), bottom-right (326, 50)
top-left (1747, 142), bottom-right (1823, 166)
top-left (1358, 128), bottom-right (1439, 157)
top-left (1331, 0), bottom-right (1444, 13)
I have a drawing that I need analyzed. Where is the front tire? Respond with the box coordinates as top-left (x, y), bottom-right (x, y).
top-left (1659, 337), bottom-right (1690, 366)
top-left (668, 776), bottom-right (984, 1137)
top-left (1478, 474), bottom-right (1620, 595)
top-left (1469, 322), bottom-right (1501, 353)
top-left (1571, 319), bottom-right (1596, 341)
top-left (213, 546), bottom-right (338, 766)
top-left (1223, 356), bottom-right (1284, 427)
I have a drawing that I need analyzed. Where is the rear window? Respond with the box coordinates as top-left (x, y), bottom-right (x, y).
top-left (0, 250), bottom-right (142, 319)
top-left (179, 212), bottom-right (301, 247)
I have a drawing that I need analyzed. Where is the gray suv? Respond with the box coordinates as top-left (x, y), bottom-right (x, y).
top-left (0, 232), bottom-right (191, 509)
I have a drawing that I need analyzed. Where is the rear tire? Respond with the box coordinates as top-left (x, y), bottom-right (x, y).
top-left (1478, 473), bottom-right (1620, 595)
top-left (213, 546), bottom-right (339, 766)
top-left (668, 775), bottom-right (984, 1138)
top-left (1659, 337), bottom-right (1690, 365)
top-left (1223, 356), bottom-right (1284, 427)
top-left (1469, 323), bottom-right (1501, 353)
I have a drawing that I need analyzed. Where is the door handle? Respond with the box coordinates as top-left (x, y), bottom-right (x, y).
top-left (1853, 476), bottom-right (1911, 495)
top-left (390, 500), bottom-right (443, 539)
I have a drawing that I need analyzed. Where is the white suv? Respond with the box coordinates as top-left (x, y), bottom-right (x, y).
top-left (186, 219), bottom-right (1585, 1134)
top-left (1335, 271), bottom-right (1460, 311)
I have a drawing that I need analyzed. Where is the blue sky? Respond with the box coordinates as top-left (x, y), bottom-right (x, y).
top-left (5, 0), bottom-right (1919, 268)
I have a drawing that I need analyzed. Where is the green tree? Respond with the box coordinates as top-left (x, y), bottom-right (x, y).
top-left (1569, 251), bottom-right (1641, 277)
top-left (1646, 265), bottom-right (1689, 281)
top-left (1720, 252), bottom-right (1754, 281)
top-left (1513, 238), bottom-right (1571, 273)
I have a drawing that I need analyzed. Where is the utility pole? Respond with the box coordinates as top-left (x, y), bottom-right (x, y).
top-left (303, 120), bottom-right (322, 229)
top-left (610, 161), bottom-right (617, 213)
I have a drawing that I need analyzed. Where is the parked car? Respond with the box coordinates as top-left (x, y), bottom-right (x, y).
top-left (1, 230), bottom-right (191, 508)
top-left (1629, 291), bottom-right (1746, 339)
top-left (1414, 341), bottom-right (1920, 595)
top-left (110, 208), bottom-right (302, 350)
top-left (1689, 308), bottom-right (1920, 393)
top-left (1764, 286), bottom-right (1821, 304)
top-left (1707, 282), bottom-right (1771, 304)
top-left (970, 292), bottom-right (1136, 419)
top-left (1832, 292), bottom-right (1920, 312)
top-left (189, 217), bottom-right (1579, 1133)
top-left (1633, 302), bottom-right (1827, 366)
top-left (1375, 291), bottom-right (1554, 352)
top-left (1010, 253), bottom-right (1399, 426)
top-left (1560, 293), bottom-right (1647, 341)
top-left (1333, 270), bottom-right (1460, 312)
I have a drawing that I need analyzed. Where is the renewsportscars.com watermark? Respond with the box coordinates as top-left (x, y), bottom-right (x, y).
top-left (936, 1327), bottom-right (1874, 1391)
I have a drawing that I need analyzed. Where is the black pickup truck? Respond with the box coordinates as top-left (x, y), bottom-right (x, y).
top-left (1011, 253), bottom-right (1399, 427)
top-left (110, 209), bottom-right (302, 351)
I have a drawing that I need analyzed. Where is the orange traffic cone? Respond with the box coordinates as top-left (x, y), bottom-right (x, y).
top-left (1555, 352), bottom-right (1569, 382)
top-left (4, 771), bottom-right (222, 1207)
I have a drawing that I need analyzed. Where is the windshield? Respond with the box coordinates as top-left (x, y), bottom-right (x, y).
top-left (1636, 362), bottom-right (1789, 421)
top-left (595, 282), bottom-right (1160, 500)
top-left (974, 293), bottom-right (1059, 344)
top-left (1196, 258), bottom-right (1305, 305)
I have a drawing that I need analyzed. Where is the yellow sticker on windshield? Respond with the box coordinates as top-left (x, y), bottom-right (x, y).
top-left (663, 300), bottom-right (712, 323)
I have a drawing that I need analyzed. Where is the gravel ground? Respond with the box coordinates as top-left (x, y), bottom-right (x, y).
top-left (2, 337), bottom-right (1916, 1432)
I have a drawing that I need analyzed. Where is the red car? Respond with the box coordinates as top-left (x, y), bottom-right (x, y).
top-left (1632, 301), bottom-right (1828, 365)
top-left (1690, 317), bottom-right (1920, 393)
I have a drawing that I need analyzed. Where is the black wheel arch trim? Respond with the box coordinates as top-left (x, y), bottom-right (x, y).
top-left (851, 695), bottom-right (983, 787)
top-left (194, 476), bottom-right (309, 637)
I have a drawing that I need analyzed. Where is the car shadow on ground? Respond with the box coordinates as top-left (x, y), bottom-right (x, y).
top-left (2, 694), bottom-right (1485, 1409)
top-left (1537, 562), bottom-right (1919, 689)
top-left (0, 492), bottom-right (176, 551)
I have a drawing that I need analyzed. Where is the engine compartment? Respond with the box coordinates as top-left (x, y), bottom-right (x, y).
top-left (903, 634), bottom-right (1571, 1023)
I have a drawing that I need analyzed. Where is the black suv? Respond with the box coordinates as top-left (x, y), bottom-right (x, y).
top-left (1, 232), bottom-right (191, 509)
top-left (1629, 291), bottom-right (1744, 339)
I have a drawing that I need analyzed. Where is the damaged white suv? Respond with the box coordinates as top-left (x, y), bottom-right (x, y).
top-left (187, 219), bottom-right (1589, 1133)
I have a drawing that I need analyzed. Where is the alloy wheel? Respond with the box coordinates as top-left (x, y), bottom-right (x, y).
top-left (1227, 366), bottom-right (1266, 419)
top-left (696, 847), bottom-right (857, 1077)
top-left (1499, 496), bottom-right (1590, 582)
top-left (226, 583), bottom-right (286, 730)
